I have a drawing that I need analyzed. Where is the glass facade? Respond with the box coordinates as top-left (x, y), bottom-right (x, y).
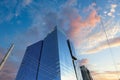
top-left (16, 41), bottom-right (43, 80)
top-left (16, 27), bottom-right (80, 80)
top-left (38, 29), bottom-right (60, 80)
top-left (67, 40), bottom-right (83, 80)
top-left (57, 29), bottom-right (77, 80)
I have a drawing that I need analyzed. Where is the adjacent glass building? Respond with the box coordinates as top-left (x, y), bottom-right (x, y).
top-left (80, 66), bottom-right (93, 80)
top-left (16, 27), bottom-right (80, 80)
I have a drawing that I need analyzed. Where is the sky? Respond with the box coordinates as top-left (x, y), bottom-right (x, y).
top-left (0, 0), bottom-right (120, 80)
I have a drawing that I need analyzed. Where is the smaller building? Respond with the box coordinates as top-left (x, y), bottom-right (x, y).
top-left (80, 65), bottom-right (93, 80)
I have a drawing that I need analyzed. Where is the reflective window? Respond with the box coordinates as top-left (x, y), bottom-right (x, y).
top-left (16, 41), bottom-right (43, 80)
top-left (16, 28), bottom-right (79, 80)
top-left (38, 29), bottom-right (60, 80)
top-left (57, 30), bottom-right (77, 80)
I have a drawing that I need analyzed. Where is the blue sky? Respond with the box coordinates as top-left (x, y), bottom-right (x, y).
top-left (0, 0), bottom-right (120, 80)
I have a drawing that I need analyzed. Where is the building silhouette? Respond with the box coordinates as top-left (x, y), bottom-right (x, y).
top-left (15, 27), bottom-right (93, 80)
top-left (80, 65), bottom-right (93, 80)
top-left (16, 27), bottom-right (80, 80)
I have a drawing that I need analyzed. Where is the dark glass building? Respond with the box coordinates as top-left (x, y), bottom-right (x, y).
top-left (16, 27), bottom-right (79, 80)
top-left (80, 65), bottom-right (93, 80)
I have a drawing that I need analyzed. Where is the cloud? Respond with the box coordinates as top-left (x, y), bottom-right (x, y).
top-left (1, 0), bottom-right (101, 65)
top-left (66, 0), bottom-right (77, 6)
top-left (0, 1), bottom-right (78, 79)
top-left (107, 4), bottom-right (117, 17)
top-left (15, 0), bottom-right (101, 49)
top-left (86, 37), bottom-right (120, 54)
top-left (78, 22), bottom-right (120, 54)
top-left (79, 58), bottom-right (89, 66)
top-left (89, 25), bottom-right (119, 47)
top-left (60, 1), bottom-right (101, 47)
top-left (91, 70), bottom-right (120, 80)
top-left (116, 63), bottom-right (120, 68)
top-left (23, 0), bottom-right (32, 6)
top-left (0, 0), bottom-right (17, 23)
top-left (0, 0), bottom-right (33, 23)
top-left (5, 0), bottom-right (101, 53)
top-left (111, 4), bottom-right (117, 11)
top-left (69, 9), bottom-right (100, 37)
top-left (0, 61), bottom-right (17, 80)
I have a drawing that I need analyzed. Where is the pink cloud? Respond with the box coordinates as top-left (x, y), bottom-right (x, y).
top-left (0, 61), bottom-right (17, 80)
top-left (68, 7), bottom-right (101, 47)
top-left (86, 10), bottom-right (101, 26)
top-left (79, 58), bottom-right (89, 66)
top-left (70, 9), bottom-right (100, 37)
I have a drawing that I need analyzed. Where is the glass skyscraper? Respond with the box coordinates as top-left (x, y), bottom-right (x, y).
top-left (16, 27), bottom-right (79, 80)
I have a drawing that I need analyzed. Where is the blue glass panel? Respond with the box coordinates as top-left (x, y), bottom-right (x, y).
top-left (16, 41), bottom-right (43, 80)
top-left (38, 29), bottom-right (60, 80)
top-left (57, 30), bottom-right (77, 80)
top-left (16, 28), bottom-right (79, 80)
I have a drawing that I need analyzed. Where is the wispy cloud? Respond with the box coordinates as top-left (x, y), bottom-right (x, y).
top-left (107, 4), bottom-right (117, 17)
top-left (23, 0), bottom-right (32, 6)
top-left (0, 61), bottom-right (17, 80)
top-left (60, 1), bottom-right (101, 47)
top-left (79, 21), bottom-right (120, 54)
top-left (0, 0), bottom-right (16, 23)
top-left (69, 9), bottom-right (100, 38)
top-left (0, 0), bottom-right (33, 23)
top-left (14, 0), bottom-right (101, 49)
top-left (91, 70), bottom-right (120, 80)
top-left (79, 58), bottom-right (89, 66)
top-left (86, 37), bottom-right (120, 54)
